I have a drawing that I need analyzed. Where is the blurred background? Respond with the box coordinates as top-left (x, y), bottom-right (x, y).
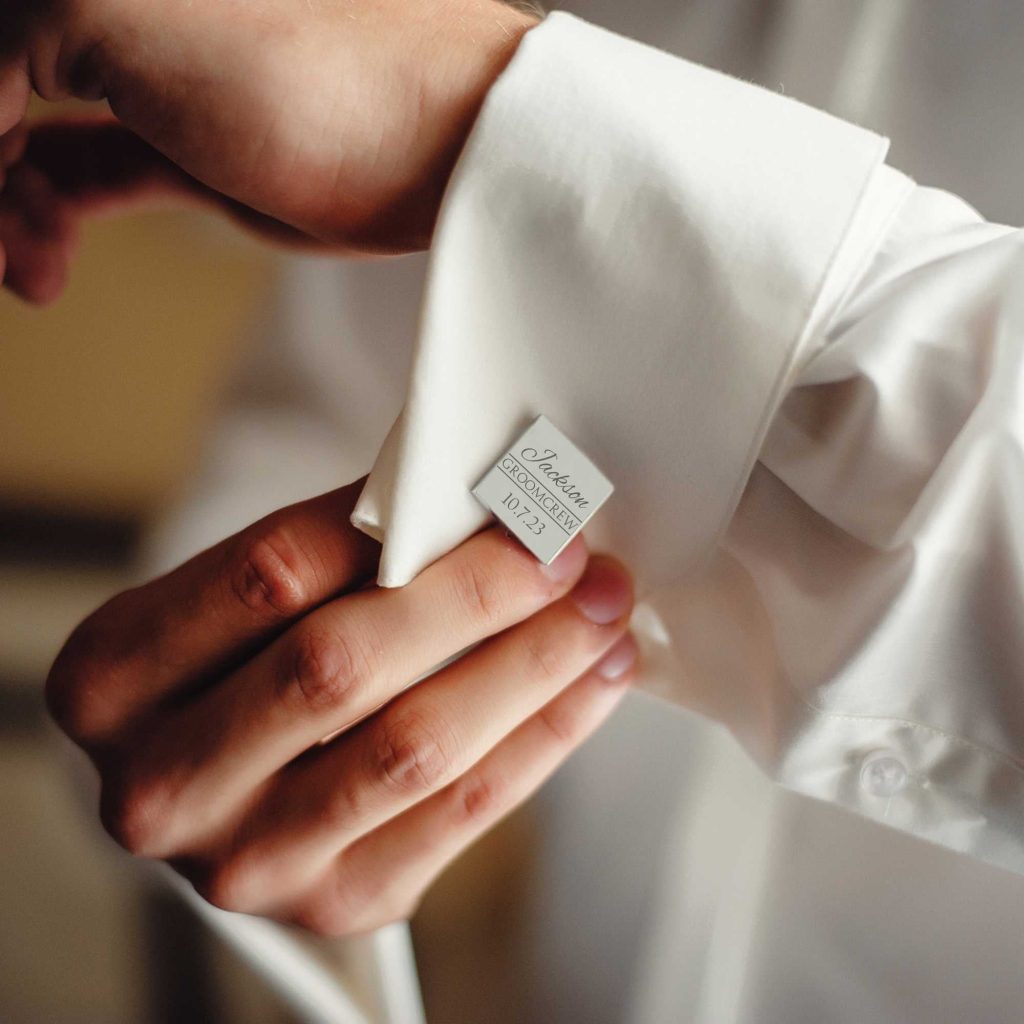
top-left (0, 99), bottom-right (542, 1024)
top-left (7, 2), bottom-right (1024, 1023)
top-left (0, 152), bottom-right (289, 1023)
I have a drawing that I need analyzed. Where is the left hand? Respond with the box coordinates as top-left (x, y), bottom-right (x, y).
top-left (45, 480), bottom-right (637, 934)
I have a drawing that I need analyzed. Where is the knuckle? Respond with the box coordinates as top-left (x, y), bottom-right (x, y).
top-left (292, 874), bottom-right (365, 937)
top-left (295, 890), bottom-right (412, 939)
top-left (194, 856), bottom-right (254, 914)
top-left (230, 527), bottom-right (315, 620)
top-left (366, 891), bottom-right (418, 931)
top-left (99, 771), bottom-right (173, 858)
top-left (451, 771), bottom-right (507, 827)
top-left (452, 558), bottom-right (514, 628)
top-left (282, 625), bottom-right (368, 714)
top-left (291, 899), bottom-right (356, 938)
top-left (45, 613), bottom-right (120, 742)
top-left (294, 859), bottom-right (419, 937)
top-left (538, 699), bottom-right (587, 746)
top-left (322, 773), bottom-right (367, 832)
top-left (370, 711), bottom-right (456, 797)
top-left (44, 657), bottom-right (92, 742)
top-left (521, 626), bottom-right (579, 684)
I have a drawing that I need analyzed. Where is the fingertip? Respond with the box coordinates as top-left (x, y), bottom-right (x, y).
top-left (0, 123), bottom-right (29, 167)
top-left (570, 554), bottom-right (635, 625)
top-left (540, 532), bottom-right (589, 584)
top-left (3, 238), bottom-right (73, 306)
top-left (21, 268), bottom-right (69, 306)
top-left (591, 632), bottom-right (639, 684)
top-left (2, 222), bottom-right (76, 306)
top-left (0, 159), bottom-right (77, 306)
top-left (0, 59), bottom-right (31, 137)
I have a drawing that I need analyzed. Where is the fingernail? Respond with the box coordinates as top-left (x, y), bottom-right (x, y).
top-left (593, 633), bottom-right (639, 681)
top-left (540, 535), bottom-right (588, 583)
top-left (571, 557), bottom-right (633, 624)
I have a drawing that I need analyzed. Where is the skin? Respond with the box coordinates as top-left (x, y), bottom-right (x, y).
top-left (4, 2), bottom-right (640, 933)
top-left (46, 483), bottom-right (637, 933)
top-left (0, 0), bottom-right (539, 300)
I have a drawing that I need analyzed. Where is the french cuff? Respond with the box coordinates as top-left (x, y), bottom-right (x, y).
top-left (774, 706), bottom-right (1024, 874)
top-left (353, 12), bottom-right (890, 590)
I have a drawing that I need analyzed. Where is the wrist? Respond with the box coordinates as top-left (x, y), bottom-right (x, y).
top-left (373, 1), bottom-right (538, 251)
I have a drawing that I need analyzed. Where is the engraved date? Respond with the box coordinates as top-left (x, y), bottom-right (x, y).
top-left (500, 492), bottom-right (546, 535)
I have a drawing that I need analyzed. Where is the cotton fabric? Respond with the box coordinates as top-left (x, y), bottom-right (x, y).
top-left (353, 12), bottom-right (1024, 873)
top-left (143, 5), bottom-right (1024, 1021)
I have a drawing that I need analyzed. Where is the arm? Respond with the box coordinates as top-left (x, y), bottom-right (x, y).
top-left (0, 0), bottom-right (539, 296)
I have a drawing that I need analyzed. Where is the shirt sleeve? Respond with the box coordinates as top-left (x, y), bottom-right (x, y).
top-left (351, 11), bottom-right (892, 590)
top-left (351, 12), bottom-right (1024, 871)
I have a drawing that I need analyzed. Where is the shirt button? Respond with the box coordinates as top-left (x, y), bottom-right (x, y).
top-left (859, 752), bottom-right (909, 798)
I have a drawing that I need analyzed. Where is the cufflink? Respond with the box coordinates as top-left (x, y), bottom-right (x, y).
top-left (472, 415), bottom-right (614, 564)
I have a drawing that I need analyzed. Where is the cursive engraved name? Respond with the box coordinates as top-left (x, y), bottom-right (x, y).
top-left (519, 447), bottom-right (590, 509)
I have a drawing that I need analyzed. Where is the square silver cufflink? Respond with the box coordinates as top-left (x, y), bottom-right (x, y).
top-left (472, 415), bottom-right (614, 564)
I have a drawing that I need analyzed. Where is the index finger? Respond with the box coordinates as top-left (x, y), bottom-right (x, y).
top-left (47, 478), bottom-right (381, 745)
top-left (0, 56), bottom-right (30, 135)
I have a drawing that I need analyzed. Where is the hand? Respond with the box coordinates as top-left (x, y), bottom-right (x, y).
top-left (45, 480), bottom-right (637, 934)
top-left (0, 116), bottom-right (379, 304)
top-left (0, 0), bottom-right (538, 294)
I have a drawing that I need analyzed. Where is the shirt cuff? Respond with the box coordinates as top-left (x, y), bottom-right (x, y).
top-left (776, 708), bottom-right (1024, 874)
top-left (352, 11), bottom-right (890, 591)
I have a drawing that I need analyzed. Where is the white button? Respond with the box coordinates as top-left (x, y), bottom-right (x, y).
top-left (859, 752), bottom-right (909, 798)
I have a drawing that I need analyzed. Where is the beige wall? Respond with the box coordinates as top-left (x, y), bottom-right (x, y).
top-left (0, 208), bottom-right (271, 518)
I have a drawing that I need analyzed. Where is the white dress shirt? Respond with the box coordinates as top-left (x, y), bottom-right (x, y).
top-left (143, 4), bottom-right (1024, 1021)
top-left (353, 11), bottom-right (1024, 874)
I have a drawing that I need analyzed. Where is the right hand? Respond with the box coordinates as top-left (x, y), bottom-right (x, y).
top-left (45, 480), bottom-right (637, 934)
top-left (0, 0), bottom-right (537, 286)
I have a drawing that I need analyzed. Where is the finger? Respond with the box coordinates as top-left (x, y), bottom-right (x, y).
top-left (116, 528), bottom-right (590, 851)
top-left (0, 119), bottom-right (295, 306)
top-left (46, 480), bottom-right (380, 746)
top-left (187, 556), bottom-right (633, 908)
top-left (0, 56), bottom-right (30, 136)
top-left (21, 119), bottom-right (196, 216)
top-left (287, 639), bottom-right (637, 936)
top-left (19, 119), bottom-right (324, 249)
top-left (0, 159), bottom-right (76, 304)
top-left (0, 127), bottom-right (28, 284)
top-left (0, 123), bottom-right (28, 170)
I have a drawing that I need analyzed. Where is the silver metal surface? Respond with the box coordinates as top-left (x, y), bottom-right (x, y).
top-left (472, 415), bottom-right (614, 564)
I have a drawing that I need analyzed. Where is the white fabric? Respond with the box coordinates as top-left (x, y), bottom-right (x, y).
top-left (144, 4), bottom-right (1024, 1022)
top-left (352, 12), bottom-right (893, 591)
top-left (352, 11), bottom-right (1024, 874)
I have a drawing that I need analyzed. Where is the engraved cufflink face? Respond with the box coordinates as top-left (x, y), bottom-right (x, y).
top-left (472, 415), bottom-right (614, 564)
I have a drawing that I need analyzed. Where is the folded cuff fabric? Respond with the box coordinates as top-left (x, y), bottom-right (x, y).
top-left (351, 13), bottom-right (1024, 873)
top-left (351, 11), bottom-right (888, 593)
